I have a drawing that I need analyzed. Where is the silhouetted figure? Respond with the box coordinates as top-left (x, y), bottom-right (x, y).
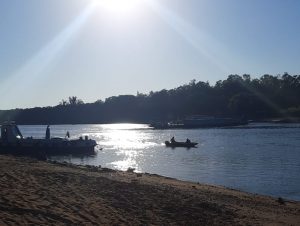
top-left (2, 128), bottom-right (8, 141)
top-left (66, 131), bottom-right (70, 138)
top-left (171, 137), bottom-right (175, 143)
top-left (186, 138), bottom-right (191, 144)
top-left (45, 125), bottom-right (50, 139)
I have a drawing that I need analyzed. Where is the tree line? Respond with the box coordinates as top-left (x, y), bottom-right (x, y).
top-left (0, 73), bottom-right (300, 124)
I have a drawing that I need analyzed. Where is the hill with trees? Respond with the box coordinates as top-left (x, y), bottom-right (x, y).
top-left (1, 73), bottom-right (300, 124)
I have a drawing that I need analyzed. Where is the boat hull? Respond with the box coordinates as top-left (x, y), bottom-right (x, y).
top-left (0, 140), bottom-right (96, 159)
top-left (0, 122), bottom-right (97, 159)
top-left (152, 117), bottom-right (248, 129)
top-left (165, 141), bottom-right (198, 148)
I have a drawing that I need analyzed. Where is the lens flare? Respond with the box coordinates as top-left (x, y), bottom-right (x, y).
top-left (96, 0), bottom-right (140, 13)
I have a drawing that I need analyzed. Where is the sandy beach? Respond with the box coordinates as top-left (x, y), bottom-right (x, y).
top-left (0, 155), bottom-right (299, 225)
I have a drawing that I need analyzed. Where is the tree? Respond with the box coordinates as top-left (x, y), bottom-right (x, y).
top-left (95, 99), bottom-right (104, 104)
top-left (59, 99), bottom-right (68, 106)
top-left (2, 73), bottom-right (300, 124)
top-left (68, 96), bottom-right (84, 105)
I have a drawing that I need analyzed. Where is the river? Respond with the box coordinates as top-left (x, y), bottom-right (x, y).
top-left (19, 123), bottom-right (300, 201)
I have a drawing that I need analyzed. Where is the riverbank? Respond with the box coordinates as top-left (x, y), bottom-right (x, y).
top-left (0, 155), bottom-right (299, 225)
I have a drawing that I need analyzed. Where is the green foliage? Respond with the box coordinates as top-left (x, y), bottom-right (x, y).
top-left (59, 96), bottom-right (84, 106)
top-left (1, 73), bottom-right (300, 124)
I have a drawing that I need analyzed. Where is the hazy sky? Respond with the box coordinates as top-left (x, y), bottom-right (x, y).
top-left (0, 0), bottom-right (299, 109)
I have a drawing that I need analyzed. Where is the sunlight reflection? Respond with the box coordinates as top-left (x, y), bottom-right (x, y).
top-left (110, 149), bottom-right (140, 171)
top-left (103, 129), bottom-right (155, 150)
top-left (94, 124), bottom-right (156, 171)
top-left (110, 158), bottom-right (139, 171)
top-left (101, 123), bottom-right (149, 130)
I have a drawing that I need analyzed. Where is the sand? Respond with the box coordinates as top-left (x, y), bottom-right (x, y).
top-left (0, 155), bottom-right (299, 225)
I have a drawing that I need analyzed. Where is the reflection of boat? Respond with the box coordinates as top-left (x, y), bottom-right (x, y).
top-left (0, 122), bottom-right (97, 158)
top-left (152, 115), bottom-right (248, 129)
top-left (165, 141), bottom-right (198, 148)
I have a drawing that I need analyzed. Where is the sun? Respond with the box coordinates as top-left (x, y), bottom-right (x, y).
top-left (95, 0), bottom-right (141, 13)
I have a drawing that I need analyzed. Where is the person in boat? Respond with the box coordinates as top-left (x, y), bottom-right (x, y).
top-left (170, 137), bottom-right (175, 143)
top-left (45, 125), bottom-right (50, 139)
top-left (186, 138), bottom-right (191, 144)
top-left (65, 131), bottom-right (70, 139)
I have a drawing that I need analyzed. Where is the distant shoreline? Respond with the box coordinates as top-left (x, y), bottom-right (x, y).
top-left (2, 74), bottom-right (300, 126)
top-left (14, 119), bottom-right (300, 126)
top-left (0, 155), bottom-right (299, 225)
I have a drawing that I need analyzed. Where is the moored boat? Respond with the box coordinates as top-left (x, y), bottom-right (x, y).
top-left (0, 122), bottom-right (97, 158)
top-left (152, 115), bottom-right (248, 129)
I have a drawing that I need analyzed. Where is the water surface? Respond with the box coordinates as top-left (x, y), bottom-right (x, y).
top-left (20, 123), bottom-right (300, 201)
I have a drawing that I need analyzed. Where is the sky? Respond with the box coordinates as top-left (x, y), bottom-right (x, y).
top-left (0, 0), bottom-right (299, 109)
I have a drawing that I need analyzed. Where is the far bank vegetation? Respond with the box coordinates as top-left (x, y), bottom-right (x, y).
top-left (1, 73), bottom-right (300, 124)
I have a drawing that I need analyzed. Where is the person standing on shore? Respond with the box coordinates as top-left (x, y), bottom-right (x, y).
top-left (45, 125), bottom-right (50, 139)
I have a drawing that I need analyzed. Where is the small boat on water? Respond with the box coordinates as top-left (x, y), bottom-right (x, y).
top-left (165, 141), bottom-right (198, 148)
top-left (0, 122), bottom-right (97, 159)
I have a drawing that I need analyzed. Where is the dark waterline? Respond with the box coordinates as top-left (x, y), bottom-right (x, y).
top-left (19, 123), bottom-right (300, 201)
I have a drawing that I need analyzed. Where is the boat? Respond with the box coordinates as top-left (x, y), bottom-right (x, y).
top-left (152, 115), bottom-right (248, 129)
top-left (165, 141), bottom-right (198, 148)
top-left (0, 122), bottom-right (97, 159)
